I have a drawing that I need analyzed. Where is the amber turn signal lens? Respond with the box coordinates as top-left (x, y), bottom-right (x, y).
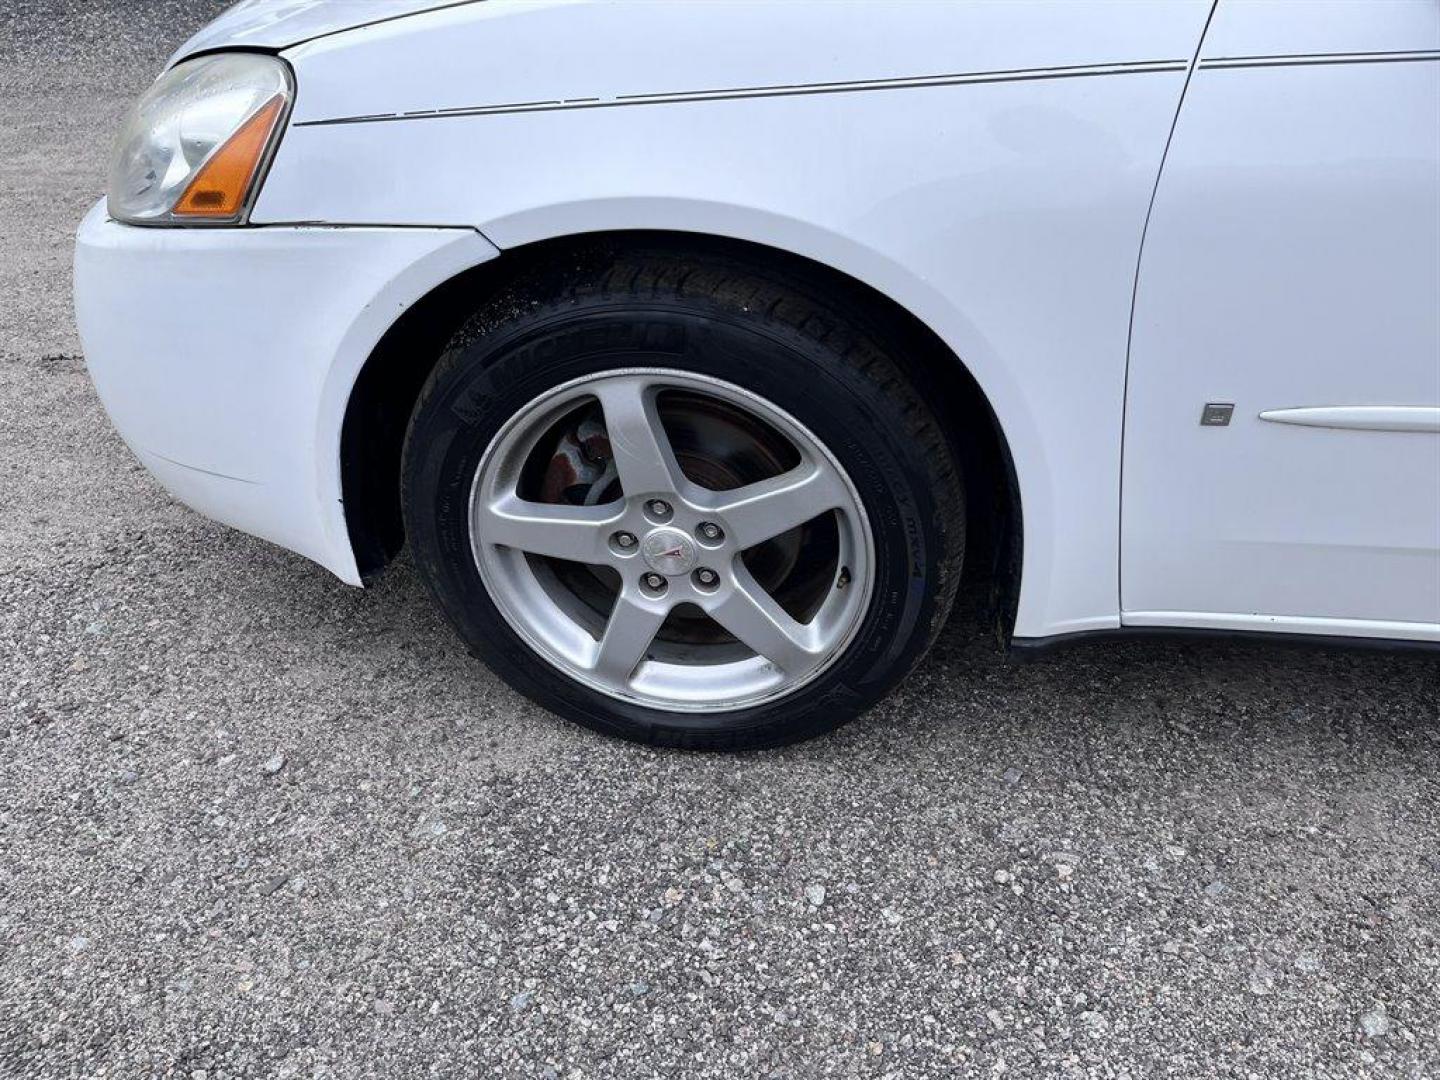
top-left (173, 95), bottom-right (285, 218)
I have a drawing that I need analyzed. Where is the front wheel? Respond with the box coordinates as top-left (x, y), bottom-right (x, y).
top-left (401, 248), bottom-right (964, 749)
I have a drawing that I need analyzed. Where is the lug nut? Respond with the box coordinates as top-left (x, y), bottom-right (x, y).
top-left (643, 573), bottom-right (666, 590)
top-left (698, 522), bottom-right (723, 542)
top-left (693, 567), bottom-right (719, 589)
top-left (648, 499), bottom-right (672, 519)
top-left (614, 531), bottom-right (637, 548)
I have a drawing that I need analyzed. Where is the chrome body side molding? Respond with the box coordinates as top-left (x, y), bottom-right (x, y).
top-left (1258, 406), bottom-right (1440, 433)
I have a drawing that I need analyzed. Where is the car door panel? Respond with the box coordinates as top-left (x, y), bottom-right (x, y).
top-left (1122, 3), bottom-right (1440, 638)
top-left (1200, 0), bottom-right (1439, 61)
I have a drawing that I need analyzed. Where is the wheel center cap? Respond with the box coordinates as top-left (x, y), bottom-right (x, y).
top-left (641, 527), bottom-right (697, 577)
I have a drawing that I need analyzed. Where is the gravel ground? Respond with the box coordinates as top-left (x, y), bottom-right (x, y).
top-left (3, 5), bottom-right (1439, 1078)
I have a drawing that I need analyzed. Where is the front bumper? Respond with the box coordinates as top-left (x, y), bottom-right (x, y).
top-left (74, 200), bottom-right (498, 583)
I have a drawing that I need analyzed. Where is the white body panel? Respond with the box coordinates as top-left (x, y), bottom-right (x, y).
top-left (74, 202), bottom-right (497, 582)
top-left (74, 0), bottom-right (1440, 645)
top-left (167, 0), bottom-right (468, 67)
top-left (1122, 4), bottom-right (1440, 641)
top-left (270, 0), bottom-right (1204, 128)
top-left (251, 0), bottom-right (1212, 638)
top-left (1199, 0), bottom-right (1437, 59)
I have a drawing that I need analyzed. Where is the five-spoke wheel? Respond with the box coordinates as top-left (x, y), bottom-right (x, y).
top-left (470, 370), bottom-right (873, 710)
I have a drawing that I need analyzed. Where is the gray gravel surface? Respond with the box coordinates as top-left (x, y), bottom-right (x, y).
top-left (3, 5), bottom-right (1439, 1078)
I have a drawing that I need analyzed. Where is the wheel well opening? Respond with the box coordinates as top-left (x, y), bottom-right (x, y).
top-left (340, 231), bottom-right (1021, 633)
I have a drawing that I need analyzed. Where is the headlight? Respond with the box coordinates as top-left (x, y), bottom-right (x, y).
top-left (107, 53), bottom-right (292, 226)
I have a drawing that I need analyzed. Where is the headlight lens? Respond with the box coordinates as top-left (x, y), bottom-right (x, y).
top-left (107, 53), bottom-right (292, 226)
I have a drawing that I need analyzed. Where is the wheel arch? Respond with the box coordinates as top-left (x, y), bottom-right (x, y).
top-left (340, 229), bottom-right (1023, 633)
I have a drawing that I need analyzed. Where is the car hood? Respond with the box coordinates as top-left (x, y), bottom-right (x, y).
top-left (169, 0), bottom-right (477, 67)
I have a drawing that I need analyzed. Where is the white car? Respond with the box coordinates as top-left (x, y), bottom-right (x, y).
top-left (75, 0), bottom-right (1439, 748)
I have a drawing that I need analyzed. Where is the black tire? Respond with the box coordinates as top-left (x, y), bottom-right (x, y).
top-left (400, 243), bottom-right (964, 749)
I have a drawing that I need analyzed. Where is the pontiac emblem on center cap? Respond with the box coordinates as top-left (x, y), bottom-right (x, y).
top-left (641, 527), bottom-right (697, 577)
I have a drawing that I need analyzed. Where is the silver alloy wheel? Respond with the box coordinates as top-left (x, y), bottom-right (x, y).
top-left (468, 368), bottom-right (874, 711)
